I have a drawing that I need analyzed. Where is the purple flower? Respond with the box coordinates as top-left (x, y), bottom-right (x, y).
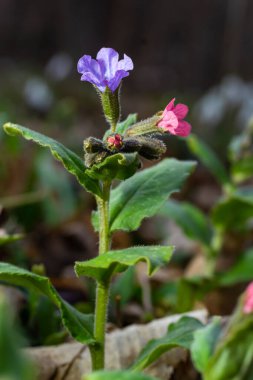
top-left (77, 47), bottom-right (133, 93)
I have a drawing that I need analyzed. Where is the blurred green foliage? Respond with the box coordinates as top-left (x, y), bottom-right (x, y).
top-left (0, 292), bottom-right (35, 380)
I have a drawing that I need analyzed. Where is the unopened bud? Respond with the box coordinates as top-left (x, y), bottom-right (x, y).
top-left (125, 115), bottom-right (162, 137)
top-left (85, 151), bottom-right (108, 168)
top-left (83, 137), bottom-right (104, 153)
top-left (107, 134), bottom-right (123, 150)
top-left (135, 136), bottom-right (166, 160)
top-left (121, 138), bottom-right (142, 152)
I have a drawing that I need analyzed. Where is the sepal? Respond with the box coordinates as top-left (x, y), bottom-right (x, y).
top-left (96, 86), bottom-right (121, 130)
top-left (125, 115), bottom-right (162, 137)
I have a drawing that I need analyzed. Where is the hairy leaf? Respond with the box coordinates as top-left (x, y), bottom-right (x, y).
top-left (75, 246), bottom-right (174, 283)
top-left (86, 152), bottom-right (140, 181)
top-left (131, 316), bottom-right (203, 371)
top-left (3, 123), bottom-right (101, 197)
top-left (0, 263), bottom-right (95, 344)
top-left (108, 158), bottom-right (195, 232)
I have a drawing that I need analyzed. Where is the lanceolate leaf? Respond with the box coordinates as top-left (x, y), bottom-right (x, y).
top-left (0, 263), bottom-right (95, 344)
top-left (204, 316), bottom-right (253, 380)
top-left (159, 200), bottom-right (212, 248)
top-left (109, 158), bottom-right (196, 232)
top-left (75, 246), bottom-right (174, 283)
top-left (83, 370), bottom-right (158, 380)
top-left (3, 123), bottom-right (101, 197)
top-left (187, 134), bottom-right (230, 188)
top-left (191, 317), bottom-right (222, 373)
top-left (131, 316), bottom-right (203, 371)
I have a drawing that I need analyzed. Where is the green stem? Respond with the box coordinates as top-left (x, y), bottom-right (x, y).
top-left (90, 181), bottom-right (111, 370)
top-left (110, 123), bottom-right (117, 133)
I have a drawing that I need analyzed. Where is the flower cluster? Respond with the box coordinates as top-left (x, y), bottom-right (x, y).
top-left (78, 47), bottom-right (192, 167)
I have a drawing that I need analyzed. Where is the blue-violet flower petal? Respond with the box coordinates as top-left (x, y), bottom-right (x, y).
top-left (77, 47), bottom-right (133, 92)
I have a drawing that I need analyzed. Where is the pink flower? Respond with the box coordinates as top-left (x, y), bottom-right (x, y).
top-left (243, 282), bottom-right (253, 314)
top-left (157, 98), bottom-right (191, 137)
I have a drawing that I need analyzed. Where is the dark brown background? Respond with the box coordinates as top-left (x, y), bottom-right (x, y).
top-left (0, 0), bottom-right (252, 93)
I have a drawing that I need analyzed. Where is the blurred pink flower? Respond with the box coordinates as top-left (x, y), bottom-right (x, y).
top-left (243, 282), bottom-right (253, 314)
top-left (157, 98), bottom-right (191, 137)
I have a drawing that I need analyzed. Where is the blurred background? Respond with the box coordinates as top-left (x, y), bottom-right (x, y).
top-left (1, 0), bottom-right (253, 346)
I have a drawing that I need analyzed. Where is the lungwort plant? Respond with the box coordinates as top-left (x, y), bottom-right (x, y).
top-left (1, 47), bottom-right (194, 376)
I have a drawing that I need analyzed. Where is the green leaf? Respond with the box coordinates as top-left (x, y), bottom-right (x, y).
top-left (204, 316), bottom-right (253, 380)
top-left (176, 277), bottom-right (217, 313)
top-left (231, 157), bottom-right (253, 183)
top-left (0, 233), bottom-right (23, 246)
top-left (158, 200), bottom-right (212, 248)
top-left (75, 246), bottom-right (174, 283)
top-left (131, 316), bottom-right (203, 371)
top-left (3, 123), bottom-right (101, 197)
top-left (109, 158), bottom-right (195, 232)
top-left (103, 114), bottom-right (138, 140)
top-left (86, 152), bottom-right (140, 181)
top-left (111, 267), bottom-right (136, 306)
top-left (212, 188), bottom-right (253, 230)
top-left (83, 370), bottom-right (158, 380)
top-left (117, 114), bottom-right (138, 134)
top-left (219, 249), bottom-right (253, 286)
top-left (105, 114), bottom-right (138, 139)
top-left (0, 263), bottom-right (95, 344)
top-left (187, 135), bottom-right (230, 188)
top-left (191, 317), bottom-right (222, 373)
top-left (0, 293), bottom-right (35, 380)
top-left (35, 152), bottom-right (77, 226)
top-left (229, 131), bottom-right (253, 183)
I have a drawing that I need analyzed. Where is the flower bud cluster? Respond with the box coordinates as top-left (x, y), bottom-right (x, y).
top-left (83, 133), bottom-right (166, 167)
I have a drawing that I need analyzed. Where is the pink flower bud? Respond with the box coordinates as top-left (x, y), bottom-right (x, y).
top-left (107, 134), bottom-right (123, 149)
top-left (157, 98), bottom-right (191, 137)
top-left (243, 282), bottom-right (253, 314)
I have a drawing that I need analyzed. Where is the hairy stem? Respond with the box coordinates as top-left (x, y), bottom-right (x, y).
top-left (90, 181), bottom-right (111, 370)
